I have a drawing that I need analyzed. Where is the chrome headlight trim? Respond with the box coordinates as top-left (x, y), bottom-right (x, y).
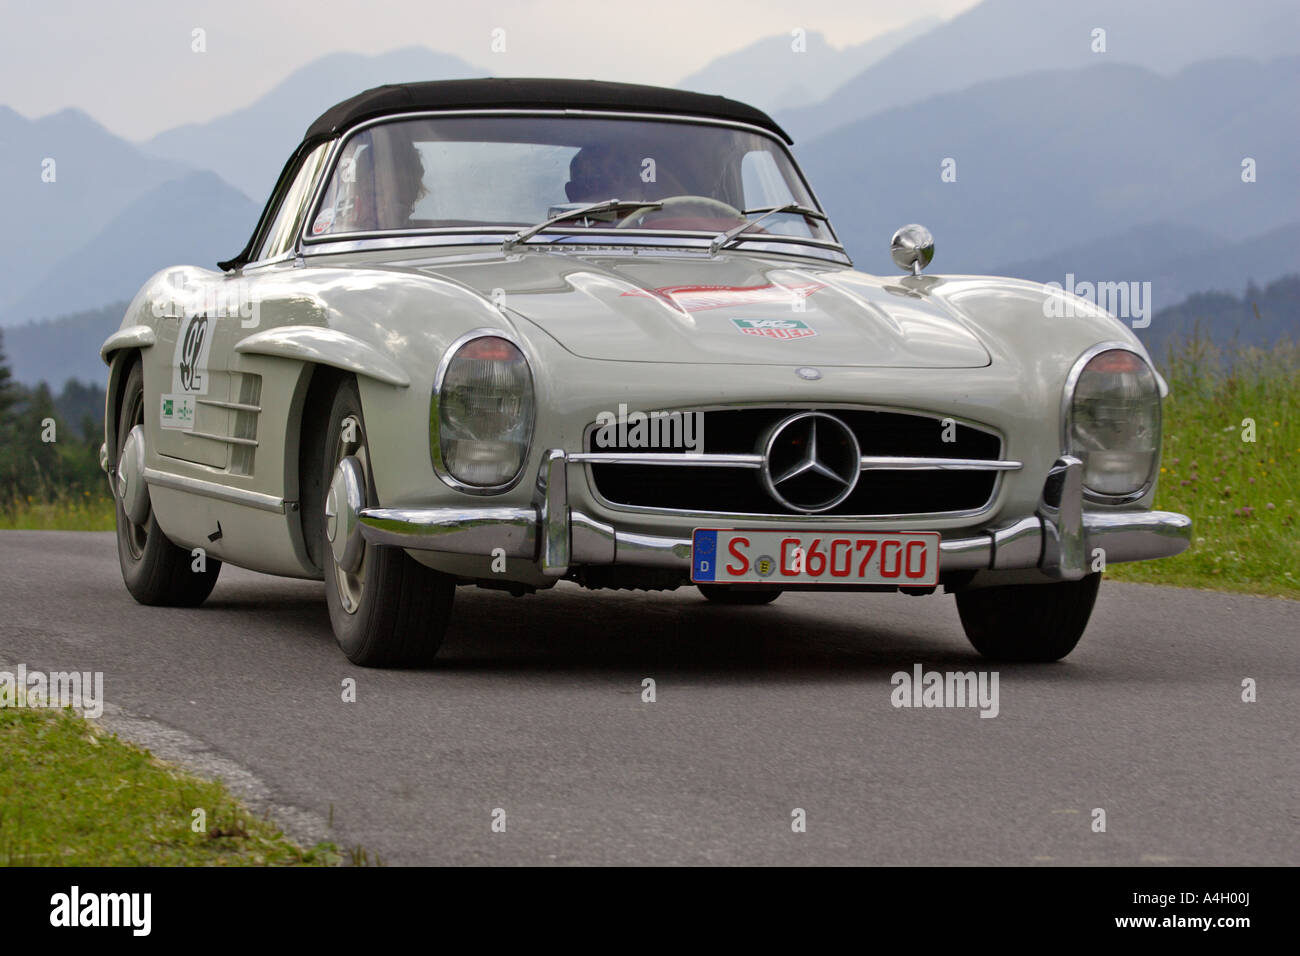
top-left (431, 326), bottom-right (536, 495)
top-left (1061, 341), bottom-right (1162, 505)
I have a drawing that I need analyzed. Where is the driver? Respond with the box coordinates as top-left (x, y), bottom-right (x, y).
top-left (565, 143), bottom-right (652, 203)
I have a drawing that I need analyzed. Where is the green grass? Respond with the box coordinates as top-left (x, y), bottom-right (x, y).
top-left (1106, 336), bottom-right (1300, 599)
top-left (0, 704), bottom-right (339, 866)
top-left (0, 490), bottom-right (115, 530)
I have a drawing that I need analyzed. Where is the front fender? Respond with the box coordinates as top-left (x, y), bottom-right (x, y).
top-left (100, 325), bottom-right (156, 365)
top-left (270, 267), bottom-right (524, 510)
top-left (235, 325), bottom-right (411, 387)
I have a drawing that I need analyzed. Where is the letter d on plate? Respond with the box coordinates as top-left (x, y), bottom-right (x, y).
top-left (692, 530), bottom-right (718, 581)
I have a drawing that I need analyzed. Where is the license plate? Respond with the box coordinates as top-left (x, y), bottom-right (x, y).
top-left (691, 529), bottom-right (940, 586)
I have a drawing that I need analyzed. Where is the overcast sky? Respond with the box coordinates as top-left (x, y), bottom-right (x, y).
top-left (0, 0), bottom-right (977, 140)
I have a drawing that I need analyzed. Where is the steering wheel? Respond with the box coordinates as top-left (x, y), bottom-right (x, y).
top-left (615, 195), bottom-right (743, 228)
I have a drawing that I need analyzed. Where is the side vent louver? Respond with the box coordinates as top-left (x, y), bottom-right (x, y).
top-left (230, 374), bottom-right (262, 476)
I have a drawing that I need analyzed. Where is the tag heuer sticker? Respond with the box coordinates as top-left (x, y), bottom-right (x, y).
top-left (160, 393), bottom-right (196, 431)
top-left (311, 206), bottom-right (335, 235)
top-left (731, 318), bottom-right (816, 340)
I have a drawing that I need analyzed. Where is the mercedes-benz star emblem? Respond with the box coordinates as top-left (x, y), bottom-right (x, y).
top-left (760, 412), bottom-right (861, 513)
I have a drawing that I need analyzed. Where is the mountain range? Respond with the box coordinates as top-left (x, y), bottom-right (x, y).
top-left (799, 56), bottom-right (1300, 277)
top-left (4, 171), bottom-right (258, 325)
top-left (781, 0), bottom-right (1300, 141)
top-left (0, 0), bottom-right (1297, 384)
top-left (993, 220), bottom-right (1300, 314)
top-left (0, 106), bottom-right (189, 317)
top-left (676, 19), bottom-right (937, 113)
top-left (142, 46), bottom-right (485, 202)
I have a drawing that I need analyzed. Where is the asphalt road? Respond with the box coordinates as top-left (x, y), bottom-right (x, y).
top-left (2, 530), bottom-right (1296, 865)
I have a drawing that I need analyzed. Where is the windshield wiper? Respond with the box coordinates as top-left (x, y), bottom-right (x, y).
top-left (502, 198), bottom-right (663, 253)
top-left (709, 203), bottom-right (829, 255)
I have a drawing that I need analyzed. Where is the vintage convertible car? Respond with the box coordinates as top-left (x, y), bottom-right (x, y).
top-left (100, 78), bottom-right (1191, 665)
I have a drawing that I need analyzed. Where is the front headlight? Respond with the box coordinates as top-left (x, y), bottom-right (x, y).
top-left (434, 333), bottom-right (535, 490)
top-left (1066, 346), bottom-right (1161, 499)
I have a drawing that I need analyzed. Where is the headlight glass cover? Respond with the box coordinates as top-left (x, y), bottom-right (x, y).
top-left (1068, 348), bottom-right (1161, 498)
top-left (436, 335), bottom-right (534, 488)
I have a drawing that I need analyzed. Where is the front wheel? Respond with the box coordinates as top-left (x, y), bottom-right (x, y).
top-left (320, 377), bottom-right (455, 667)
top-left (114, 360), bottom-right (222, 606)
top-left (955, 573), bottom-right (1101, 662)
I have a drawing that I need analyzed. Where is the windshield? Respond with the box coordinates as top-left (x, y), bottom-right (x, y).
top-left (307, 115), bottom-right (835, 246)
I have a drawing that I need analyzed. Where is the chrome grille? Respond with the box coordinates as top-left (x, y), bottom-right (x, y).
top-left (581, 407), bottom-right (1012, 517)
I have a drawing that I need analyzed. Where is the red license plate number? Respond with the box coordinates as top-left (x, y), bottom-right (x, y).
top-left (691, 530), bottom-right (940, 585)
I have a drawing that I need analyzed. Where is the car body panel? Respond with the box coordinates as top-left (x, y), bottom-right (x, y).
top-left (413, 252), bottom-right (993, 368)
top-left (101, 101), bottom-right (1181, 595)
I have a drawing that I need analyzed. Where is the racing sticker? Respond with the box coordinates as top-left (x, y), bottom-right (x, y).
top-left (311, 206), bottom-right (335, 235)
top-left (622, 281), bottom-right (825, 312)
top-left (160, 394), bottom-right (196, 431)
top-left (172, 313), bottom-right (214, 395)
top-left (731, 318), bottom-right (817, 340)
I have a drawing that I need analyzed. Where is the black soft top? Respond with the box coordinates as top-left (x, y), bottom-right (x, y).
top-left (302, 77), bottom-right (792, 145)
top-left (220, 78), bottom-right (789, 271)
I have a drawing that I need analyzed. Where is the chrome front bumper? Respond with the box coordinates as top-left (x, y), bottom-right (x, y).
top-left (357, 451), bottom-right (1192, 582)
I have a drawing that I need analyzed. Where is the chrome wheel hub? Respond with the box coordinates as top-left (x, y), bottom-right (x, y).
top-left (328, 415), bottom-right (369, 615)
top-left (117, 424), bottom-right (150, 527)
top-left (325, 454), bottom-right (365, 575)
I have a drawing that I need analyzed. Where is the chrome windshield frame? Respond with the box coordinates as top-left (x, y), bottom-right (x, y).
top-left (296, 108), bottom-right (849, 264)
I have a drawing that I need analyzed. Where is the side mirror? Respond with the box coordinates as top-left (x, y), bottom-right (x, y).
top-left (890, 224), bottom-right (934, 276)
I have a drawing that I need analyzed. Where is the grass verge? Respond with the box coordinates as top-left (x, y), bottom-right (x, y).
top-left (1106, 336), bottom-right (1299, 599)
top-left (0, 491), bottom-right (115, 531)
top-left (0, 704), bottom-right (339, 866)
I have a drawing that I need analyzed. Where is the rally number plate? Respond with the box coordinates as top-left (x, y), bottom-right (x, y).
top-left (691, 530), bottom-right (941, 586)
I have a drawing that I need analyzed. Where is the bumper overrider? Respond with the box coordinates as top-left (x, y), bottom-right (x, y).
top-left (355, 451), bottom-right (1192, 584)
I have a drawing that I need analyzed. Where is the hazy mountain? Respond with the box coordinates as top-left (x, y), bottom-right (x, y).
top-left (2, 171), bottom-right (258, 326)
top-left (1137, 274), bottom-right (1300, 361)
top-left (783, 0), bottom-right (1300, 141)
top-left (799, 57), bottom-right (1300, 275)
top-left (0, 106), bottom-right (190, 315)
top-left (677, 18), bottom-right (939, 113)
top-left (3, 301), bottom-right (125, 387)
top-left (994, 221), bottom-right (1300, 313)
top-left (142, 46), bottom-right (487, 201)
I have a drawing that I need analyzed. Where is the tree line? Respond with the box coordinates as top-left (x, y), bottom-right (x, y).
top-left (0, 330), bottom-right (105, 506)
